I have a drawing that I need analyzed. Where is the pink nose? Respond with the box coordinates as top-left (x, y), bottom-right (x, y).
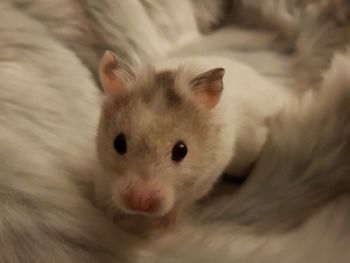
top-left (125, 191), bottom-right (160, 213)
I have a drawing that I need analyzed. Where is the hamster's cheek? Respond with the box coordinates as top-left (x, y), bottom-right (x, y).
top-left (158, 185), bottom-right (176, 215)
top-left (109, 177), bottom-right (130, 211)
top-left (175, 174), bottom-right (217, 205)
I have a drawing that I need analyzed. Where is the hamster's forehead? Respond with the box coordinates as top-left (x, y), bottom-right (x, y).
top-left (101, 69), bottom-right (210, 140)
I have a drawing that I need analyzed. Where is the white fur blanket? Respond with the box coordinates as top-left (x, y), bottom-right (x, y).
top-left (1, 0), bottom-right (350, 262)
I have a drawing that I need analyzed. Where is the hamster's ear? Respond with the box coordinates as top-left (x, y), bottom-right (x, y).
top-left (99, 50), bottom-right (135, 96)
top-left (191, 68), bottom-right (225, 110)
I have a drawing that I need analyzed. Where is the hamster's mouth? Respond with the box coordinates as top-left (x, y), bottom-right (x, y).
top-left (114, 199), bottom-right (172, 219)
top-left (122, 209), bottom-right (165, 218)
top-left (106, 206), bottom-right (179, 238)
top-left (105, 206), bottom-right (166, 228)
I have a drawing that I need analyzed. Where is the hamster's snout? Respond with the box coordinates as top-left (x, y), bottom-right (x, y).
top-left (115, 178), bottom-right (175, 217)
top-left (124, 190), bottom-right (161, 213)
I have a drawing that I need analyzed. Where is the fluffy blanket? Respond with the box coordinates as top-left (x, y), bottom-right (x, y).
top-left (1, 0), bottom-right (350, 262)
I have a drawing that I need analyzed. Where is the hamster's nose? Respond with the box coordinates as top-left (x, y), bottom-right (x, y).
top-left (125, 191), bottom-right (160, 213)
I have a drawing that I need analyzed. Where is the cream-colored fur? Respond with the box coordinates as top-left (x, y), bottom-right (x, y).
top-left (94, 55), bottom-right (289, 234)
top-left (1, 0), bottom-right (350, 262)
top-left (155, 56), bottom-right (290, 174)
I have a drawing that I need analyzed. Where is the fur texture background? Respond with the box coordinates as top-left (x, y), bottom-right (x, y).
top-left (1, 0), bottom-right (350, 262)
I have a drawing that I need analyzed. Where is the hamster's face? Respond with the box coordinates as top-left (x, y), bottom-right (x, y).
top-left (96, 51), bottom-right (227, 217)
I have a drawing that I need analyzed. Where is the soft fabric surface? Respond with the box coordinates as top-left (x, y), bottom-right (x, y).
top-left (1, 0), bottom-right (350, 262)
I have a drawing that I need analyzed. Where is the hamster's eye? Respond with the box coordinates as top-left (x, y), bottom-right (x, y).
top-left (172, 141), bottom-right (187, 162)
top-left (114, 133), bottom-right (127, 155)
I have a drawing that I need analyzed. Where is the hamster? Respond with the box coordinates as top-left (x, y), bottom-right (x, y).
top-left (94, 51), bottom-right (289, 235)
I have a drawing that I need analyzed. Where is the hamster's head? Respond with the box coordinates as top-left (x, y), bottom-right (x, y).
top-left (96, 51), bottom-right (228, 218)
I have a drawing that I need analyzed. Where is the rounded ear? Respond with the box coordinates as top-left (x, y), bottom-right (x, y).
top-left (190, 68), bottom-right (225, 109)
top-left (98, 50), bottom-right (135, 97)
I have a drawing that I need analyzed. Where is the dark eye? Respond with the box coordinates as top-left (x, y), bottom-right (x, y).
top-left (172, 141), bottom-right (187, 162)
top-left (114, 133), bottom-right (127, 155)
